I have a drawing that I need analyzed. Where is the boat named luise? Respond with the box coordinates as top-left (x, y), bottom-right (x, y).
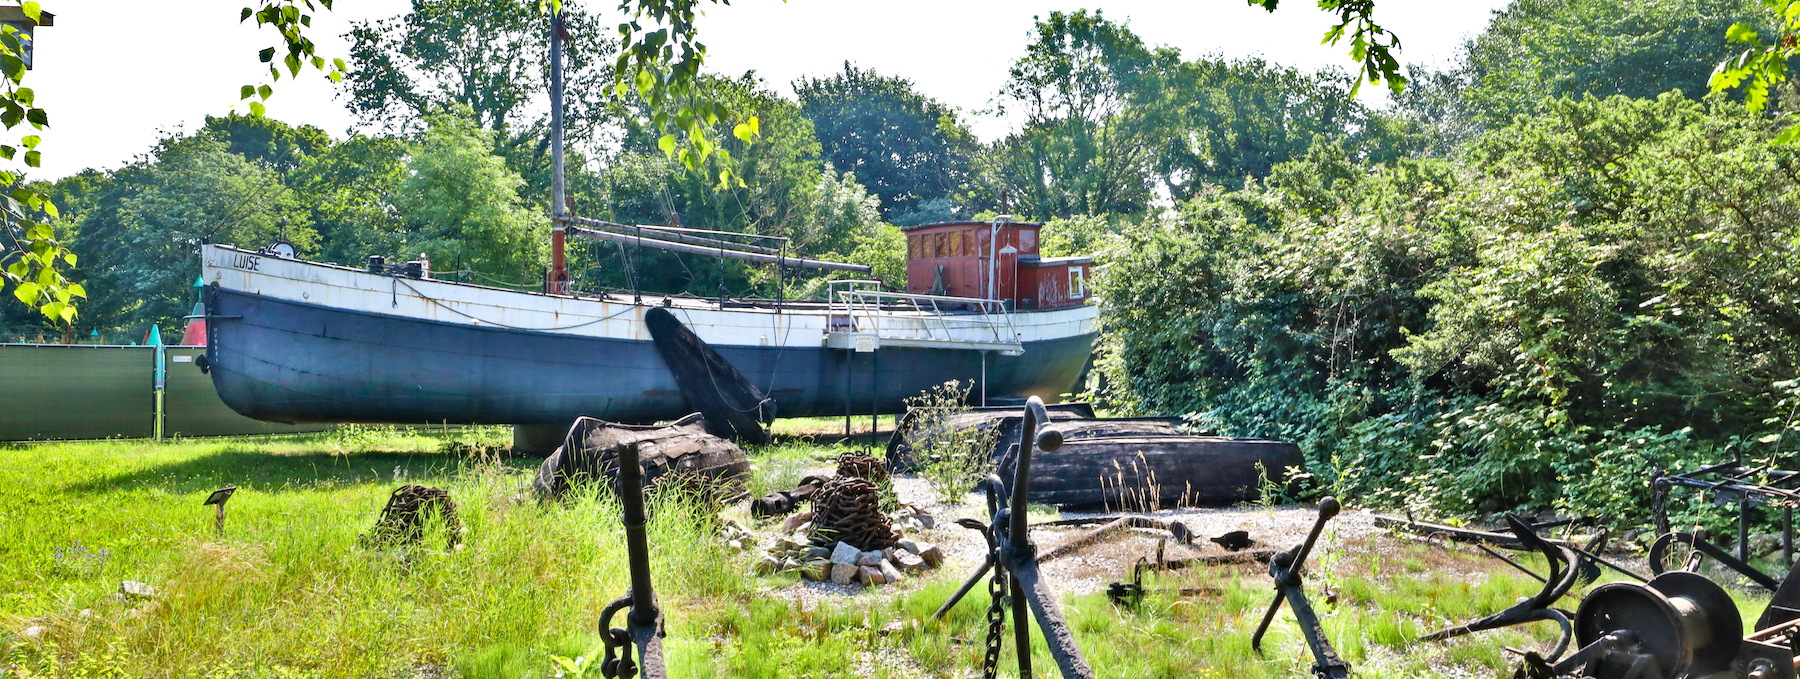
top-left (198, 216), bottom-right (1098, 428)
top-left (197, 11), bottom-right (1097, 430)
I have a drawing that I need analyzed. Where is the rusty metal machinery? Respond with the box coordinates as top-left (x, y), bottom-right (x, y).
top-left (1251, 498), bottom-right (1350, 679)
top-left (598, 442), bottom-right (666, 679)
top-left (1652, 451), bottom-right (1800, 571)
top-left (1419, 515), bottom-right (1583, 667)
top-left (1544, 571), bottom-right (1743, 679)
top-left (934, 396), bottom-right (1095, 679)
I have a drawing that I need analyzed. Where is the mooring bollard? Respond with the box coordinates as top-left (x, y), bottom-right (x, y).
top-left (203, 486), bottom-right (236, 536)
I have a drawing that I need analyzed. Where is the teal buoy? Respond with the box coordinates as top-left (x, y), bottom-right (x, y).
top-left (147, 325), bottom-right (162, 347)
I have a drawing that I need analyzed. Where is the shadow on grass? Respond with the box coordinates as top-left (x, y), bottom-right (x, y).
top-left (66, 448), bottom-right (540, 495)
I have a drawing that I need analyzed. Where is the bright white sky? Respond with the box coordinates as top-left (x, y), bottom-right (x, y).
top-left (27, 0), bottom-right (1509, 180)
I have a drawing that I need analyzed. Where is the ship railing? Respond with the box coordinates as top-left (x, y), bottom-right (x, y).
top-left (827, 281), bottom-right (1020, 349)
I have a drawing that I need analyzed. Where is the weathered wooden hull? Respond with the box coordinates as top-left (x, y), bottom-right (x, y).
top-left (1009, 435), bottom-right (1305, 510)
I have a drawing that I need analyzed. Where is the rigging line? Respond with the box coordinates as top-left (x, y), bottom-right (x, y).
top-left (392, 276), bottom-right (636, 331)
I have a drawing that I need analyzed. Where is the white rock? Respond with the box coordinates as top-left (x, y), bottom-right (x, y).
top-left (119, 581), bottom-right (156, 599)
top-left (830, 562), bottom-right (858, 585)
top-left (830, 541), bottom-right (861, 565)
top-left (880, 560), bottom-right (903, 583)
top-left (22, 625), bottom-right (43, 639)
top-left (754, 555), bottom-right (779, 575)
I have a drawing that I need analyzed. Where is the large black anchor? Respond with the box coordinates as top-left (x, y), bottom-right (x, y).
top-left (597, 442), bottom-right (667, 679)
top-left (1419, 515), bottom-right (1583, 665)
top-left (933, 396), bottom-right (1095, 679)
top-left (1252, 497), bottom-right (1350, 679)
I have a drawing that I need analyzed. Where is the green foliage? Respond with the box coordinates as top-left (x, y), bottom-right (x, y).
top-left (395, 111), bottom-right (548, 281)
top-left (343, 0), bottom-right (614, 138)
top-left (237, 0), bottom-right (349, 115)
top-left (1461, 0), bottom-right (1762, 127)
top-left (289, 134), bottom-right (411, 266)
top-left (795, 62), bottom-right (978, 221)
top-left (593, 75), bottom-right (890, 298)
top-left (71, 133), bottom-right (315, 336)
top-left (901, 380), bottom-right (1001, 504)
top-left (992, 10), bottom-right (1178, 219)
top-left (1710, 0), bottom-right (1800, 142)
top-left (611, 0), bottom-right (762, 188)
top-left (1247, 0), bottom-right (1408, 96)
top-left (202, 113), bottom-right (333, 173)
top-left (0, 4), bottom-right (79, 329)
top-left (1098, 93), bottom-right (1800, 525)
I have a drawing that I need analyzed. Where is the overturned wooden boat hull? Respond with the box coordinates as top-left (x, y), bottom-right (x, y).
top-left (1001, 435), bottom-right (1304, 510)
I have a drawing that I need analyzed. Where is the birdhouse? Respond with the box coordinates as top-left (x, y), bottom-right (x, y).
top-left (0, 7), bottom-right (52, 70)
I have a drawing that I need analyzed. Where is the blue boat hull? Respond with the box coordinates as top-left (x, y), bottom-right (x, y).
top-left (206, 289), bottom-right (1097, 425)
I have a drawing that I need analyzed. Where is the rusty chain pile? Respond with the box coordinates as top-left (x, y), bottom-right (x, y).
top-left (808, 476), bottom-right (898, 551)
top-left (836, 451), bottom-right (889, 483)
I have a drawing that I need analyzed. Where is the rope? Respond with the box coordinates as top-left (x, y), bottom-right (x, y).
top-left (393, 277), bottom-right (636, 331)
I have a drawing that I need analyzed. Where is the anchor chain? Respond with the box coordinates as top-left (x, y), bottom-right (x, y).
top-left (598, 596), bottom-right (638, 679)
top-left (983, 558), bottom-right (1007, 679)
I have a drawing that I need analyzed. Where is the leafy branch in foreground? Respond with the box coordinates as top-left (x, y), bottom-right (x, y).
top-left (237, 0), bottom-right (348, 117)
top-left (0, 1), bottom-right (80, 327)
top-left (1247, 0), bottom-right (1407, 96)
top-left (1711, 0), bottom-right (1800, 140)
top-left (608, 0), bottom-right (762, 188)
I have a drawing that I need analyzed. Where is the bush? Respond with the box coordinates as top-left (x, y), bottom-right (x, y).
top-left (1094, 94), bottom-right (1800, 528)
top-left (901, 380), bottom-right (1001, 504)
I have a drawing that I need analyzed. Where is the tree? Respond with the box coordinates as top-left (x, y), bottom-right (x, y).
top-left (343, 0), bottom-right (612, 137)
top-left (202, 113), bottom-right (333, 172)
top-left (1158, 57), bottom-right (1366, 199)
top-left (394, 111), bottom-right (547, 282)
top-left (597, 75), bottom-right (887, 297)
top-left (795, 63), bottom-right (977, 221)
top-left (290, 134), bottom-right (410, 265)
top-left (1461, 0), bottom-right (1762, 126)
top-left (991, 10), bottom-right (1180, 219)
top-left (72, 134), bottom-right (316, 335)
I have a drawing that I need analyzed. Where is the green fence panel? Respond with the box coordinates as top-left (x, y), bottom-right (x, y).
top-left (0, 344), bottom-right (154, 440)
top-left (1, 344), bottom-right (332, 441)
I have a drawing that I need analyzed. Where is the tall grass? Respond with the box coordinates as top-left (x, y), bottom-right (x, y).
top-left (1, 432), bottom-right (1779, 678)
top-left (0, 432), bottom-right (746, 678)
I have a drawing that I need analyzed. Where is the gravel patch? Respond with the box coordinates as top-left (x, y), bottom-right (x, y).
top-left (746, 469), bottom-right (1385, 605)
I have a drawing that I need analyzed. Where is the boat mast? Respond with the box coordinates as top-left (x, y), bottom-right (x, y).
top-left (547, 7), bottom-right (570, 295)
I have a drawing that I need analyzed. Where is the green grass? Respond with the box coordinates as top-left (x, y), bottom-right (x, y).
top-left (0, 429), bottom-right (1779, 678)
